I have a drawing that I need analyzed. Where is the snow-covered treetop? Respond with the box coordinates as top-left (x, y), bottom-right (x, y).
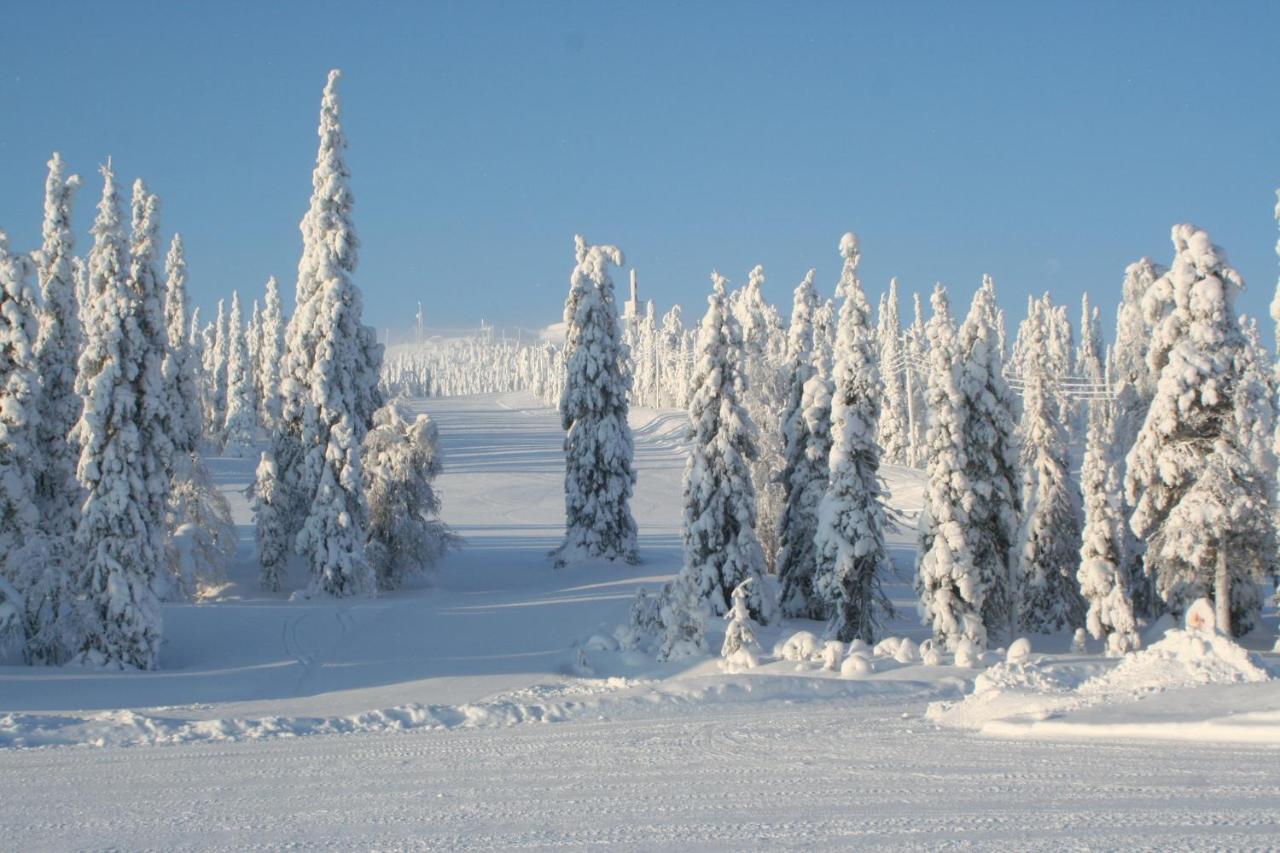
top-left (835, 232), bottom-right (861, 300)
top-left (785, 269), bottom-right (817, 371)
top-left (1144, 224), bottom-right (1242, 380)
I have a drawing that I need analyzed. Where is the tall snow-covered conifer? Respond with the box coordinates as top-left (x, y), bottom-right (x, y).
top-left (289, 70), bottom-right (384, 596)
top-left (0, 232), bottom-right (46, 659)
top-left (554, 237), bottom-right (638, 566)
top-left (813, 233), bottom-right (893, 643)
top-left (28, 154), bottom-right (83, 663)
top-left (1077, 398), bottom-right (1139, 655)
top-left (956, 277), bottom-right (1021, 640)
top-left (777, 270), bottom-right (829, 619)
top-left (127, 182), bottom-right (176, 584)
top-left (162, 234), bottom-right (202, 453)
top-left (915, 284), bottom-right (984, 650)
top-left (876, 277), bottom-right (910, 465)
top-left (258, 276), bottom-right (284, 431)
top-left (1126, 225), bottom-right (1277, 635)
top-left (223, 291), bottom-right (255, 456)
top-left (74, 164), bottom-right (162, 669)
top-left (1016, 305), bottom-right (1085, 634)
top-left (681, 273), bottom-right (770, 620)
top-left (733, 265), bottom-right (786, 571)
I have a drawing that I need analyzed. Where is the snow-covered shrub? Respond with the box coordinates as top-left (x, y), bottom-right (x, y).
top-left (872, 636), bottom-right (901, 658)
top-left (656, 573), bottom-right (707, 661)
top-left (954, 637), bottom-right (979, 669)
top-left (720, 580), bottom-right (761, 661)
top-left (893, 638), bottom-right (919, 664)
top-left (1006, 637), bottom-right (1032, 664)
top-left (618, 587), bottom-right (662, 653)
top-left (362, 400), bottom-right (456, 591)
top-left (821, 640), bottom-right (845, 671)
top-left (920, 639), bottom-right (943, 666)
top-left (840, 653), bottom-right (872, 678)
top-left (776, 630), bottom-right (821, 662)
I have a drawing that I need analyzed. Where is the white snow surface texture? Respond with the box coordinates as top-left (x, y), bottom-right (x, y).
top-left (2, 392), bottom-right (1280, 850)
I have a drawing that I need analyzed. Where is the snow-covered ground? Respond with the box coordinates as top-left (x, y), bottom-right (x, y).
top-left (2, 392), bottom-right (1279, 849)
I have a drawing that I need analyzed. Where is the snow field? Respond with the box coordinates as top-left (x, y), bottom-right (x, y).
top-left (1, 392), bottom-right (1279, 849)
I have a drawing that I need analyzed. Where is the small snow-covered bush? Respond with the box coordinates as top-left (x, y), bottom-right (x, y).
top-left (721, 580), bottom-right (761, 661)
top-left (776, 630), bottom-right (821, 662)
top-left (840, 654), bottom-right (873, 678)
top-left (873, 636), bottom-right (902, 658)
top-left (954, 637), bottom-right (980, 668)
top-left (920, 639), bottom-right (943, 666)
top-left (617, 587), bottom-right (662, 653)
top-left (821, 640), bottom-right (845, 671)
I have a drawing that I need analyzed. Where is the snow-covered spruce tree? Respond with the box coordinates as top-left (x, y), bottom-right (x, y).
top-left (777, 269), bottom-right (829, 619)
top-left (74, 165), bottom-right (162, 669)
top-left (1112, 257), bottom-right (1165, 619)
top-left (128, 182), bottom-right (178, 595)
top-left (1076, 293), bottom-right (1103, 382)
top-left (251, 448), bottom-right (289, 591)
top-left (904, 291), bottom-right (929, 467)
top-left (813, 233), bottom-right (893, 643)
top-left (262, 70), bottom-right (383, 597)
top-left (1114, 258), bottom-right (1163, 391)
top-left (0, 232), bottom-right (47, 659)
top-left (247, 299), bottom-right (262, 422)
top-left (553, 237), bottom-right (638, 566)
top-left (162, 241), bottom-right (234, 599)
top-left (207, 298), bottom-right (228, 442)
top-left (956, 277), bottom-right (1022, 641)
top-left (733, 265), bottom-right (787, 571)
top-left (223, 291), bottom-right (255, 456)
top-left (915, 284), bottom-right (984, 650)
top-left (289, 70), bottom-right (385, 597)
top-left (680, 273), bottom-right (770, 620)
top-left (363, 399), bottom-right (455, 590)
top-left (1077, 398), bottom-right (1138, 655)
top-left (876, 277), bottom-right (910, 465)
top-left (658, 305), bottom-right (684, 408)
top-left (1126, 224), bottom-right (1277, 636)
top-left (162, 234), bottom-right (202, 453)
top-left (812, 298), bottom-right (836, 375)
top-left (1016, 321), bottom-right (1085, 635)
top-left (657, 569), bottom-right (708, 661)
top-left (28, 153), bottom-right (83, 664)
top-left (258, 276), bottom-right (284, 431)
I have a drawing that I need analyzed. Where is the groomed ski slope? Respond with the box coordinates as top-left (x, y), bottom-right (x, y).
top-left (1, 392), bottom-right (1279, 850)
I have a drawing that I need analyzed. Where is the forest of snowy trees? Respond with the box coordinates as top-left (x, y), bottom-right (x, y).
top-left (0, 71), bottom-right (452, 670)
top-left (376, 195), bottom-right (1280, 662)
top-left (2, 66), bottom-right (1279, 677)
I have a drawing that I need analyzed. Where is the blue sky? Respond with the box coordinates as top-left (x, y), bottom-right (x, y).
top-left (2, 1), bottom-right (1279, 341)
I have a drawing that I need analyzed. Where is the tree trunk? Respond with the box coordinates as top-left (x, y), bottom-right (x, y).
top-left (1214, 548), bottom-right (1231, 637)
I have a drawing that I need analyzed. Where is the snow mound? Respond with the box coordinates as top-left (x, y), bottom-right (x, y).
top-left (1079, 627), bottom-right (1270, 699)
top-left (931, 626), bottom-right (1274, 742)
top-left (776, 631), bottom-right (821, 662)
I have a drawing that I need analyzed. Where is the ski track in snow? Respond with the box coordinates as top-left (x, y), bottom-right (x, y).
top-left (2, 392), bottom-right (1280, 850)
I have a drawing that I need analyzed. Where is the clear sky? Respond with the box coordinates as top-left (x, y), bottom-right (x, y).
top-left (2, 1), bottom-right (1279, 342)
